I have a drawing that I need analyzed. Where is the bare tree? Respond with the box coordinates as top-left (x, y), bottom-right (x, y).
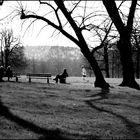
top-left (88, 2), bottom-right (124, 78)
top-left (0, 29), bottom-right (27, 70)
top-left (102, 0), bottom-right (140, 89)
top-left (19, 0), bottom-right (110, 89)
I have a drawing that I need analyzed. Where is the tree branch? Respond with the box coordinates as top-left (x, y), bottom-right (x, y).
top-left (39, 0), bottom-right (55, 11)
top-left (70, 0), bottom-right (81, 15)
top-left (91, 1), bottom-right (124, 54)
top-left (127, 0), bottom-right (137, 34)
top-left (102, 0), bottom-right (125, 35)
top-left (54, 0), bottom-right (87, 47)
top-left (20, 13), bottom-right (79, 45)
top-left (55, 8), bottom-right (62, 28)
top-left (39, 0), bottom-right (62, 28)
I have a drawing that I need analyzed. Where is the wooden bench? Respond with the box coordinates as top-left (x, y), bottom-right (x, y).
top-left (26, 73), bottom-right (52, 83)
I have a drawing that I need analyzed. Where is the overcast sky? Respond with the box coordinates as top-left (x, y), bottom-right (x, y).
top-left (0, 1), bottom-right (107, 48)
top-left (0, 1), bottom-right (135, 49)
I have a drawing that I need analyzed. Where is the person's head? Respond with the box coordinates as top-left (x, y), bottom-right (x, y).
top-left (81, 65), bottom-right (85, 68)
top-left (63, 68), bottom-right (67, 73)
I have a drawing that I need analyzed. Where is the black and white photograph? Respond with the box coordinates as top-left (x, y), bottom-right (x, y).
top-left (0, 0), bottom-right (140, 139)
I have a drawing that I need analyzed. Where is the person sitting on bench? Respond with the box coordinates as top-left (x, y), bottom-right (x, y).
top-left (53, 68), bottom-right (69, 83)
top-left (0, 65), bottom-right (4, 82)
top-left (5, 66), bottom-right (13, 81)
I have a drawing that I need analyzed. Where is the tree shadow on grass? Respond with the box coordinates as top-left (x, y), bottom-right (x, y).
top-left (85, 89), bottom-right (140, 138)
top-left (0, 97), bottom-right (99, 140)
top-left (97, 101), bottom-right (140, 110)
top-left (86, 89), bottom-right (109, 101)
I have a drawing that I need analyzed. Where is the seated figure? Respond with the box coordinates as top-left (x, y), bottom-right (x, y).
top-left (0, 66), bottom-right (4, 82)
top-left (53, 68), bottom-right (69, 83)
top-left (6, 66), bottom-right (13, 81)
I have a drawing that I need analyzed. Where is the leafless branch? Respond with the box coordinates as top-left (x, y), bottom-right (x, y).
top-left (70, 0), bottom-right (81, 14)
top-left (91, 1), bottom-right (125, 54)
top-left (36, 24), bottom-right (49, 38)
top-left (22, 18), bottom-right (38, 38)
top-left (39, 0), bottom-right (55, 11)
top-left (39, 0), bottom-right (62, 27)
top-left (55, 8), bottom-right (62, 28)
top-left (20, 13), bottom-right (79, 45)
top-left (127, 0), bottom-right (138, 34)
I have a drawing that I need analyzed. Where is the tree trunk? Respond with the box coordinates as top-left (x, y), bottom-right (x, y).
top-left (5, 48), bottom-right (9, 70)
top-left (1, 47), bottom-right (4, 66)
top-left (80, 44), bottom-right (110, 89)
top-left (102, 0), bottom-right (139, 89)
top-left (117, 34), bottom-right (140, 89)
top-left (104, 46), bottom-right (110, 78)
top-left (136, 47), bottom-right (140, 78)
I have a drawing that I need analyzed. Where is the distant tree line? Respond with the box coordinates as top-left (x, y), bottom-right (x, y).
top-left (24, 42), bottom-right (140, 78)
top-left (25, 46), bottom-right (83, 76)
top-left (82, 41), bottom-right (140, 79)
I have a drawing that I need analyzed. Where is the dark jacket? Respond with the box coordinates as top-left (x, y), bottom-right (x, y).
top-left (0, 66), bottom-right (4, 78)
top-left (6, 67), bottom-right (13, 77)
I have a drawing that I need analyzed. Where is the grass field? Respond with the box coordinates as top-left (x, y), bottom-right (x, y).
top-left (0, 76), bottom-right (140, 139)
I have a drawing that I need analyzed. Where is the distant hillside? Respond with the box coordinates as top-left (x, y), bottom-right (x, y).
top-left (24, 45), bottom-right (51, 60)
top-left (24, 45), bottom-right (83, 76)
top-left (24, 45), bottom-right (81, 60)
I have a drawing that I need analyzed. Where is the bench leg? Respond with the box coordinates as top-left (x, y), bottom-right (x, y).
top-left (16, 77), bottom-right (18, 82)
top-left (47, 78), bottom-right (49, 84)
top-left (29, 77), bottom-right (31, 83)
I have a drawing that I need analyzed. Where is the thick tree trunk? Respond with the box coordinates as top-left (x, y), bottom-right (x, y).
top-left (102, 0), bottom-right (139, 89)
top-left (117, 34), bottom-right (140, 89)
top-left (80, 44), bottom-right (110, 89)
top-left (136, 48), bottom-right (140, 79)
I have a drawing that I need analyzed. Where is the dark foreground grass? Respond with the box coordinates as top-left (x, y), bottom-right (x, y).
top-left (0, 81), bottom-right (140, 139)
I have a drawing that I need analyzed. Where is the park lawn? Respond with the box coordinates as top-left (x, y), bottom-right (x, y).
top-left (0, 77), bottom-right (140, 139)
